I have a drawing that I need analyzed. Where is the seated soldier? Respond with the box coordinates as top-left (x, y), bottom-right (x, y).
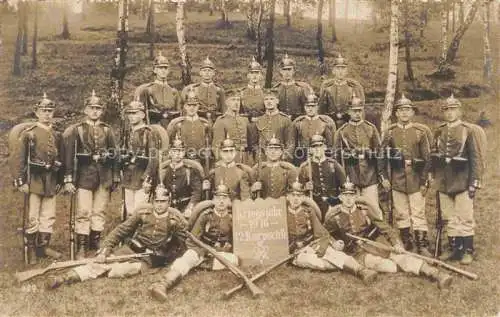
top-left (287, 180), bottom-right (377, 284)
top-left (323, 179), bottom-right (453, 289)
top-left (150, 183), bottom-right (238, 301)
top-left (46, 186), bottom-right (187, 289)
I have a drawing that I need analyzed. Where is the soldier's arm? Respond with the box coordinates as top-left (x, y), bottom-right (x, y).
top-left (309, 209), bottom-right (330, 255)
top-left (334, 160), bottom-right (347, 185)
top-left (63, 127), bottom-right (78, 184)
top-left (466, 130), bottom-right (482, 188)
top-left (218, 88), bottom-right (226, 115)
top-left (298, 164), bottom-right (309, 183)
top-left (372, 128), bottom-right (387, 181)
top-left (324, 123), bottom-right (334, 148)
top-left (211, 119), bottom-right (225, 161)
top-left (101, 215), bottom-right (143, 249)
top-left (55, 132), bottom-right (65, 185)
top-left (173, 89), bottom-right (181, 112)
top-left (317, 84), bottom-right (329, 115)
top-left (370, 214), bottom-right (401, 247)
top-left (332, 130), bottom-right (343, 162)
top-left (15, 132), bottom-right (29, 185)
top-left (189, 168), bottom-right (203, 206)
top-left (107, 128), bottom-right (121, 183)
top-left (239, 169), bottom-right (251, 201)
top-left (284, 119), bottom-right (295, 162)
top-left (187, 213), bottom-right (209, 257)
top-left (419, 129), bottom-right (431, 186)
top-left (143, 129), bottom-right (158, 182)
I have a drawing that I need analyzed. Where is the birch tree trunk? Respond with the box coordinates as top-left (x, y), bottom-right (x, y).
top-left (440, 3), bottom-right (448, 62)
top-left (264, 0), bottom-right (276, 88)
top-left (32, 0), bottom-right (38, 69)
top-left (256, 0), bottom-right (264, 63)
top-left (176, 0), bottom-right (191, 85)
top-left (317, 0), bottom-right (326, 75)
top-left (482, 0), bottom-right (492, 85)
top-left (111, 0), bottom-right (129, 114)
top-left (246, 0), bottom-right (257, 40)
top-left (13, 0), bottom-right (24, 76)
top-left (459, 0), bottom-right (465, 25)
top-left (381, 0), bottom-right (399, 139)
top-left (62, 0), bottom-right (70, 39)
top-left (402, 0), bottom-right (414, 87)
top-left (21, 0), bottom-right (27, 55)
top-left (329, 0), bottom-right (337, 42)
top-left (147, 0), bottom-right (155, 59)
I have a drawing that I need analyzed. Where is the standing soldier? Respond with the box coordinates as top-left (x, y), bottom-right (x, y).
top-left (212, 93), bottom-right (252, 165)
top-left (273, 53), bottom-right (313, 121)
top-left (181, 56), bottom-right (225, 121)
top-left (240, 57), bottom-right (265, 120)
top-left (47, 186), bottom-right (188, 290)
top-left (430, 95), bottom-right (483, 265)
top-left (205, 137), bottom-right (251, 201)
top-left (324, 180), bottom-right (453, 289)
top-left (134, 52), bottom-right (181, 126)
top-left (251, 136), bottom-right (297, 199)
top-left (254, 89), bottom-right (295, 162)
top-left (287, 181), bottom-right (378, 284)
top-left (13, 93), bottom-right (63, 263)
top-left (167, 91), bottom-right (212, 164)
top-left (150, 183), bottom-right (238, 301)
top-left (299, 134), bottom-right (346, 220)
top-left (318, 54), bottom-right (365, 128)
top-left (120, 100), bottom-right (157, 217)
top-left (333, 95), bottom-right (390, 220)
top-left (382, 95), bottom-right (432, 255)
top-left (63, 90), bottom-right (120, 259)
top-left (292, 93), bottom-right (336, 165)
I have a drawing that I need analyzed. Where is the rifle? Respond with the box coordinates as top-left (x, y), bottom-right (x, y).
top-left (434, 191), bottom-right (443, 258)
top-left (345, 232), bottom-right (478, 280)
top-left (222, 238), bottom-right (322, 299)
top-left (185, 231), bottom-right (264, 298)
top-left (307, 154), bottom-right (313, 199)
top-left (204, 114), bottom-right (211, 200)
top-left (21, 135), bottom-right (35, 264)
top-left (255, 139), bottom-right (262, 199)
top-left (69, 140), bottom-right (78, 260)
top-left (120, 108), bottom-right (129, 222)
top-left (15, 251), bottom-right (153, 283)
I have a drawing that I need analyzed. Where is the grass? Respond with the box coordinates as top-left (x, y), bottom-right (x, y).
top-left (0, 4), bottom-right (499, 317)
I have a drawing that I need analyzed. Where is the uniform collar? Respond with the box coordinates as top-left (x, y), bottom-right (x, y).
top-left (305, 115), bottom-right (319, 120)
top-left (248, 84), bottom-right (261, 90)
top-left (200, 82), bottom-right (213, 87)
top-left (153, 208), bottom-right (170, 218)
top-left (219, 161), bottom-right (236, 168)
top-left (265, 109), bottom-right (279, 116)
top-left (154, 79), bottom-right (170, 86)
top-left (396, 122), bottom-right (413, 129)
top-left (214, 208), bottom-right (229, 218)
top-left (131, 123), bottom-right (146, 132)
top-left (340, 205), bottom-right (357, 214)
top-left (267, 161), bottom-right (280, 167)
top-left (312, 155), bottom-right (327, 163)
top-left (333, 78), bottom-right (347, 85)
top-left (348, 120), bottom-right (363, 126)
top-left (185, 114), bottom-right (200, 122)
top-left (287, 206), bottom-right (302, 215)
top-left (86, 119), bottom-right (101, 126)
top-left (224, 110), bottom-right (238, 117)
top-left (447, 119), bottom-right (462, 128)
top-left (281, 80), bottom-right (296, 86)
top-left (170, 161), bottom-right (184, 170)
top-left (36, 122), bottom-right (52, 131)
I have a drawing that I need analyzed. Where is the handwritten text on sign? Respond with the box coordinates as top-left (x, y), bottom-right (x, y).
top-left (233, 197), bottom-right (289, 267)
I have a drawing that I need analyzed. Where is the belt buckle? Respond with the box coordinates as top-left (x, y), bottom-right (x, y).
top-left (358, 153), bottom-right (365, 160)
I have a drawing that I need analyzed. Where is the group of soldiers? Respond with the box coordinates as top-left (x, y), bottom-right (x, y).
top-left (12, 51), bottom-right (484, 299)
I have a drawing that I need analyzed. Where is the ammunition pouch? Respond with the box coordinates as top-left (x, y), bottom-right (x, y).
top-left (135, 154), bottom-right (150, 168)
top-left (451, 156), bottom-right (468, 168)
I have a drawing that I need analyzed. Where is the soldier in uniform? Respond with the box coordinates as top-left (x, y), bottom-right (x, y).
top-left (381, 95), bottom-right (432, 255)
top-left (273, 53), bottom-right (313, 121)
top-left (299, 134), bottom-right (346, 220)
top-left (318, 54), bottom-right (365, 128)
top-left (287, 181), bottom-right (378, 284)
top-left (150, 183), bottom-right (237, 301)
top-left (181, 56), bottom-right (225, 121)
top-left (134, 52), bottom-right (181, 126)
top-left (212, 93), bottom-right (252, 165)
top-left (14, 93), bottom-right (63, 263)
top-left (430, 95), bottom-right (482, 265)
top-left (120, 100), bottom-right (157, 217)
top-left (251, 136), bottom-right (297, 199)
top-left (324, 180), bottom-right (453, 289)
top-left (152, 136), bottom-right (203, 218)
top-left (240, 57), bottom-right (265, 120)
top-left (205, 137), bottom-right (251, 201)
top-left (254, 88), bottom-right (295, 162)
top-left (292, 93), bottom-right (336, 165)
top-left (47, 186), bottom-right (188, 289)
top-left (167, 91), bottom-right (212, 163)
top-left (63, 90), bottom-right (120, 258)
top-left (333, 95), bottom-right (390, 220)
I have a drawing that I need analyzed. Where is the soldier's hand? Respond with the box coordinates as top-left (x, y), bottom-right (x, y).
top-left (18, 184), bottom-right (29, 194)
top-left (95, 249), bottom-right (109, 263)
top-left (419, 185), bottom-right (428, 197)
top-left (184, 204), bottom-right (194, 219)
top-left (332, 240), bottom-right (345, 251)
top-left (64, 183), bottom-right (76, 194)
top-left (251, 181), bottom-right (262, 192)
top-left (381, 179), bottom-right (391, 192)
top-left (393, 244), bottom-right (405, 254)
top-left (468, 186), bottom-right (476, 199)
top-left (202, 180), bottom-right (211, 191)
top-left (305, 182), bottom-right (314, 191)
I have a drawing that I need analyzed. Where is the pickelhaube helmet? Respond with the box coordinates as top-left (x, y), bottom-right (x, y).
top-left (171, 134), bottom-right (185, 150)
top-left (220, 136), bottom-right (236, 150)
top-left (341, 177), bottom-right (356, 194)
top-left (442, 94), bottom-right (461, 109)
top-left (304, 93), bottom-right (319, 106)
top-left (184, 90), bottom-right (200, 105)
top-left (154, 51), bottom-right (170, 67)
top-left (214, 181), bottom-right (230, 197)
top-left (279, 53), bottom-right (295, 69)
top-left (333, 53), bottom-right (348, 67)
top-left (395, 93), bottom-right (413, 109)
top-left (266, 135), bottom-right (282, 148)
top-left (35, 92), bottom-right (56, 110)
top-left (124, 100), bottom-right (146, 113)
top-left (84, 90), bottom-right (103, 108)
top-left (200, 56), bottom-right (216, 70)
top-left (349, 92), bottom-right (364, 110)
top-left (155, 184), bottom-right (171, 201)
top-left (248, 56), bottom-right (262, 72)
top-left (310, 133), bottom-right (325, 147)
top-left (289, 179), bottom-right (304, 193)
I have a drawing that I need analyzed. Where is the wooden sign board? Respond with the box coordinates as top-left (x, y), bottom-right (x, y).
top-left (232, 197), bottom-right (289, 267)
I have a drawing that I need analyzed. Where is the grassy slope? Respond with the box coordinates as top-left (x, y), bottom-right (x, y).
top-left (0, 6), bottom-right (499, 317)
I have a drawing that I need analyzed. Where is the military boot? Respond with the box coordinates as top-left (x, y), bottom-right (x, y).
top-left (25, 233), bottom-right (38, 265)
top-left (36, 232), bottom-right (63, 259)
top-left (150, 270), bottom-right (182, 302)
top-left (399, 227), bottom-right (414, 251)
top-left (419, 262), bottom-right (452, 289)
top-left (76, 234), bottom-right (89, 260)
top-left (46, 270), bottom-right (81, 290)
top-left (88, 230), bottom-right (102, 251)
top-left (439, 236), bottom-right (462, 261)
top-left (414, 230), bottom-right (433, 258)
top-left (343, 257), bottom-right (378, 285)
top-left (460, 236), bottom-right (474, 265)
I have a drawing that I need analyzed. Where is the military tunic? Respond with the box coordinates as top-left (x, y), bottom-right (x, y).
top-left (273, 81), bottom-right (313, 120)
top-left (181, 82), bottom-right (226, 119)
top-left (254, 111), bottom-right (295, 161)
top-left (318, 78), bottom-right (365, 126)
top-left (167, 116), bottom-right (211, 161)
top-left (287, 205), bottom-right (330, 253)
top-left (134, 81), bottom-right (181, 124)
top-left (161, 162), bottom-right (202, 212)
top-left (212, 112), bottom-right (252, 164)
top-left (189, 209), bottom-right (233, 256)
top-left (252, 161), bottom-right (297, 199)
top-left (208, 162), bottom-right (251, 201)
top-left (239, 85), bottom-right (265, 119)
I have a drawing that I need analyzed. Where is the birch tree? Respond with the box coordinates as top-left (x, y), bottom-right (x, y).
top-left (21, 0), bottom-right (27, 55)
top-left (329, 0), bottom-right (337, 42)
top-left (381, 0), bottom-right (399, 138)
top-left (440, 2), bottom-right (448, 62)
top-left (175, 0), bottom-right (191, 85)
top-left (146, 0), bottom-right (155, 59)
top-left (32, 0), bottom-right (38, 69)
top-left (402, 0), bottom-right (414, 87)
top-left (256, 0), bottom-right (265, 63)
top-left (13, 0), bottom-right (24, 76)
top-left (317, 0), bottom-right (326, 75)
top-left (111, 0), bottom-right (129, 114)
top-left (264, 0), bottom-right (276, 88)
top-left (245, 0), bottom-right (257, 40)
top-left (482, 0), bottom-right (492, 85)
